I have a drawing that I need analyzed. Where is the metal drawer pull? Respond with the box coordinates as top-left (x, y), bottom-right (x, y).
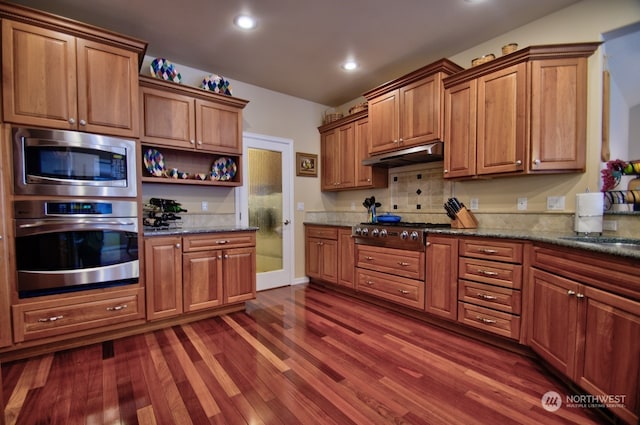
top-left (476, 293), bottom-right (497, 300)
top-left (576, 293), bottom-right (585, 299)
top-left (476, 316), bottom-right (497, 324)
top-left (397, 261), bottom-right (409, 266)
top-left (567, 290), bottom-right (576, 296)
top-left (398, 290), bottom-right (410, 295)
top-left (216, 240), bottom-right (230, 244)
top-left (365, 280), bottom-right (374, 285)
top-left (106, 304), bottom-right (128, 312)
top-left (38, 315), bottom-right (63, 323)
top-left (480, 249), bottom-right (498, 254)
top-left (477, 269), bottom-right (499, 276)
top-left (364, 256), bottom-right (374, 261)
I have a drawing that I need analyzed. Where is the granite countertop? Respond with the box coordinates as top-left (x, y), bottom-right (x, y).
top-left (304, 221), bottom-right (640, 260)
top-left (143, 226), bottom-right (258, 237)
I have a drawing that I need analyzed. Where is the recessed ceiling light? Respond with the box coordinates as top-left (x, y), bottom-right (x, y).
top-left (234, 15), bottom-right (257, 30)
top-left (342, 61), bottom-right (358, 71)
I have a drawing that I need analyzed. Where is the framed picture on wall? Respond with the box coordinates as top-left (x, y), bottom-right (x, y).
top-left (296, 152), bottom-right (318, 177)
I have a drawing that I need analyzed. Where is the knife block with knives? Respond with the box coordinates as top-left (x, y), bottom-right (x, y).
top-left (444, 197), bottom-right (479, 229)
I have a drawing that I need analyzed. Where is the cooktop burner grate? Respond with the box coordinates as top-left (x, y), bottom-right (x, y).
top-left (359, 222), bottom-right (451, 228)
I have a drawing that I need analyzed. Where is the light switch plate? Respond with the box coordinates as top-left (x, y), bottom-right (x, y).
top-left (517, 197), bottom-right (527, 210)
top-left (547, 196), bottom-right (565, 210)
top-left (297, 202), bottom-right (305, 211)
top-left (469, 198), bottom-right (479, 210)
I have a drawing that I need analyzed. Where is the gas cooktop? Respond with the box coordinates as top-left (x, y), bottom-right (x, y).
top-left (358, 222), bottom-right (451, 229)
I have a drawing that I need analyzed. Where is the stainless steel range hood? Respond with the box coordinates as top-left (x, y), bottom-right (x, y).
top-left (362, 141), bottom-right (444, 168)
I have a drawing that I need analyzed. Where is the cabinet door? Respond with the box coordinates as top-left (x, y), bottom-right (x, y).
top-left (144, 237), bottom-right (183, 320)
top-left (476, 63), bottom-right (526, 175)
top-left (183, 250), bottom-right (223, 311)
top-left (528, 268), bottom-right (579, 377)
top-left (306, 236), bottom-right (323, 279)
top-left (0, 140), bottom-right (11, 348)
top-left (2, 20), bottom-right (78, 129)
top-left (399, 73), bottom-right (442, 147)
top-left (139, 86), bottom-right (196, 149)
top-left (425, 235), bottom-right (458, 320)
top-left (320, 239), bottom-right (338, 284)
top-left (444, 80), bottom-right (476, 178)
top-left (338, 229), bottom-right (355, 288)
top-left (529, 58), bottom-right (587, 172)
top-left (577, 286), bottom-right (640, 424)
top-left (223, 247), bottom-right (256, 304)
top-left (368, 90), bottom-right (399, 154)
top-left (355, 118), bottom-right (373, 187)
top-left (337, 123), bottom-right (356, 188)
top-left (196, 99), bottom-right (242, 154)
top-left (76, 39), bottom-right (139, 137)
top-left (321, 128), bottom-right (340, 190)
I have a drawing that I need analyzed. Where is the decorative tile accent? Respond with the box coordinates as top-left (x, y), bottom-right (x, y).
top-left (390, 166), bottom-right (450, 212)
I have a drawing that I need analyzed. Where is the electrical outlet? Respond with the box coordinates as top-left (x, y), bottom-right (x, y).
top-left (547, 196), bottom-right (565, 211)
top-left (469, 198), bottom-right (479, 210)
top-left (517, 197), bottom-right (527, 211)
top-left (201, 201), bottom-right (208, 211)
top-left (351, 201), bottom-right (356, 211)
top-left (603, 220), bottom-right (618, 231)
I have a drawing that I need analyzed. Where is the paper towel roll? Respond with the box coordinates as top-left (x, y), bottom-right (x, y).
top-left (574, 192), bottom-right (604, 233)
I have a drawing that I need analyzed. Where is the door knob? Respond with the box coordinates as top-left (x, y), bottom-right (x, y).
top-left (283, 219), bottom-right (291, 225)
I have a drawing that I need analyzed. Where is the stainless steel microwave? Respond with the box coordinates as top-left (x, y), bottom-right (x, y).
top-left (13, 127), bottom-right (138, 198)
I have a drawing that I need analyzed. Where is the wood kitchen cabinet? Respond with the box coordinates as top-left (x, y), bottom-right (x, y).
top-left (529, 245), bottom-right (640, 424)
top-left (1, 17), bottom-right (144, 138)
top-left (425, 235), bottom-right (458, 320)
top-left (338, 228), bottom-right (355, 289)
top-left (139, 76), bottom-right (248, 154)
top-left (0, 138), bottom-right (12, 348)
top-left (145, 236), bottom-right (183, 320)
top-left (363, 59), bottom-right (463, 155)
top-left (146, 232), bottom-right (256, 320)
top-left (305, 225), bottom-right (338, 284)
top-left (318, 111), bottom-right (386, 191)
top-left (443, 43), bottom-right (598, 179)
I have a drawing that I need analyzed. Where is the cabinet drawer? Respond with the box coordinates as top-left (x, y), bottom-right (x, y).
top-left (356, 245), bottom-right (424, 280)
top-left (305, 226), bottom-right (338, 240)
top-left (12, 287), bottom-right (145, 342)
top-left (459, 257), bottom-right (522, 289)
top-left (457, 302), bottom-right (521, 340)
top-left (183, 232), bottom-right (256, 252)
top-left (356, 269), bottom-right (424, 310)
top-left (458, 280), bottom-right (521, 315)
top-left (459, 238), bottom-right (523, 263)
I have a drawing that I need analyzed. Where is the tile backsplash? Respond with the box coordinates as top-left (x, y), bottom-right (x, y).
top-left (389, 163), bottom-right (451, 212)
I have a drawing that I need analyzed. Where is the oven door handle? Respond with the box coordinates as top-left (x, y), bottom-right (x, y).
top-left (18, 220), bottom-right (136, 228)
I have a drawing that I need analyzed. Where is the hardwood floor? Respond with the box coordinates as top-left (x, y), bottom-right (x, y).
top-left (2, 284), bottom-right (610, 425)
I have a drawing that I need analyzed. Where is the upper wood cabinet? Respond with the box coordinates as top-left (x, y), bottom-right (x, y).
top-left (318, 111), bottom-right (387, 192)
top-left (0, 135), bottom-right (12, 348)
top-left (1, 15), bottom-right (145, 138)
top-left (443, 43), bottom-right (599, 179)
top-left (139, 76), bottom-right (248, 155)
top-left (363, 59), bottom-right (464, 155)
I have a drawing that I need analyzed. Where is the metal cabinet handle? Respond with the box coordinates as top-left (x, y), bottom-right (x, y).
top-left (515, 160), bottom-right (522, 165)
top-left (443, 169), bottom-right (449, 174)
top-left (106, 304), bottom-right (128, 312)
top-left (365, 280), bottom-right (374, 285)
top-left (79, 119), bottom-right (87, 126)
top-left (576, 293), bottom-right (585, 299)
top-left (364, 256), bottom-right (374, 261)
top-left (217, 255), bottom-right (222, 260)
top-left (190, 140), bottom-right (195, 145)
top-left (398, 289), bottom-right (410, 295)
top-left (216, 240), bottom-right (230, 244)
top-left (38, 315), bottom-right (63, 323)
top-left (224, 254), bottom-right (229, 259)
top-left (477, 269), bottom-right (499, 276)
top-left (533, 159), bottom-right (541, 165)
top-left (476, 316), bottom-right (497, 324)
top-left (397, 261), bottom-right (409, 266)
top-left (68, 118), bottom-right (75, 125)
top-left (175, 243), bottom-right (181, 249)
top-left (477, 293), bottom-right (497, 300)
top-left (567, 290), bottom-right (576, 296)
top-left (479, 249), bottom-right (497, 254)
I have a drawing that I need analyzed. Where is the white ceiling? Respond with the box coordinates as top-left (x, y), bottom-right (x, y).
top-left (9, 0), bottom-right (582, 106)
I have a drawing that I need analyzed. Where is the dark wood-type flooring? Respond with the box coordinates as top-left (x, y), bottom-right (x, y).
top-left (2, 284), bottom-right (610, 424)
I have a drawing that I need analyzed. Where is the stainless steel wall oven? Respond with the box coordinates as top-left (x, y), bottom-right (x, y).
top-left (14, 200), bottom-right (139, 298)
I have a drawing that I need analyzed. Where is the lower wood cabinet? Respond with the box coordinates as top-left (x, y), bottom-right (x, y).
top-left (337, 228), bottom-right (355, 288)
top-left (425, 235), bottom-right (458, 320)
top-left (12, 287), bottom-right (145, 343)
top-left (529, 246), bottom-right (640, 425)
top-left (145, 231), bottom-right (256, 321)
top-left (305, 225), bottom-right (338, 284)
